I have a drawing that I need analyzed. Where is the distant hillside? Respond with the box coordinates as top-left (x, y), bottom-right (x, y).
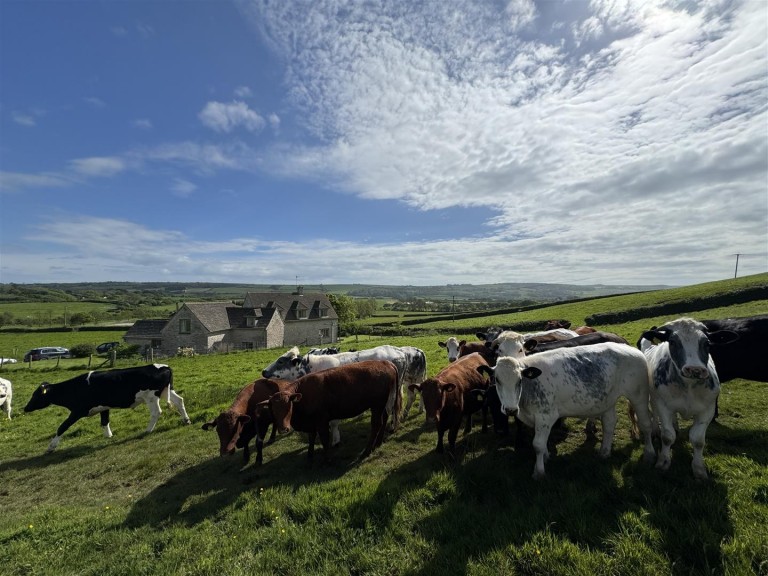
top-left (0, 280), bottom-right (670, 304)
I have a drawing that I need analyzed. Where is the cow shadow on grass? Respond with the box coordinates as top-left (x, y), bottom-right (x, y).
top-left (348, 430), bottom-right (734, 576)
top-left (123, 417), bottom-right (383, 529)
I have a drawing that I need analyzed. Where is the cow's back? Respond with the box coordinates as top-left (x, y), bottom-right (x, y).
top-left (295, 360), bottom-right (397, 422)
top-left (528, 343), bottom-right (648, 416)
top-left (436, 353), bottom-right (489, 393)
top-left (87, 365), bottom-right (171, 405)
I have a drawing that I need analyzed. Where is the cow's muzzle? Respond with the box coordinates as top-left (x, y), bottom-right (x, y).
top-left (504, 407), bottom-right (519, 417)
top-left (682, 365), bottom-right (709, 380)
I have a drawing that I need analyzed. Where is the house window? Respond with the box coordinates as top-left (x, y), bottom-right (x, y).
top-left (246, 317), bottom-right (256, 327)
top-left (179, 319), bottom-right (191, 334)
top-left (319, 308), bottom-right (328, 318)
top-left (151, 339), bottom-right (162, 348)
top-left (242, 342), bottom-right (254, 350)
top-left (319, 328), bottom-right (330, 338)
top-left (297, 309), bottom-right (307, 320)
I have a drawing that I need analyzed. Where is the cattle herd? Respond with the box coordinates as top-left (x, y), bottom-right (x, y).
top-left (6, 314), bottom-right (766, 480)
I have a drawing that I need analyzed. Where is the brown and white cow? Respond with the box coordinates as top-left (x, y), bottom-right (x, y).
top-left (408, 353), bottom-right (491, 454)
top-left (261, 360), bottom-right (400, 461)
top-left (438, 337), bottom-right (497, 365)
top-left (202, 377), bottom-right (292, 466)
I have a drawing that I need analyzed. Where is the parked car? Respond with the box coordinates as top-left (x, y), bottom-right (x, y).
top-left (96, 342), bottom-right (120, 354)
top-left (23, 347), bottom-right (72, 362)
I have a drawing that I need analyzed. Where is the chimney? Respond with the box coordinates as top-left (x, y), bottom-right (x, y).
top-left (293, 285), bottom-right (304, 296)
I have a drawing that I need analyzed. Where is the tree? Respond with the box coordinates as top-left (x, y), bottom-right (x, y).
top-left (327, 293), bottom-right (357, 324)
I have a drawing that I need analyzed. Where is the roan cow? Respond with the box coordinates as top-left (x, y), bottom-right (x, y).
top-left (641, 317), bottom-right (738, 479)
top-left (0, 377), bottom-right (11, 419)
top-left (478, 343), bottom-right (656, 479)
top-left (260, 360), bottom-right (400, 461)
top-left (202, 377), bottom-right (292, 466)
top-left (24, 364), bottom-right (191, 452)
top-left (408, 353), bottom-right (491, 454)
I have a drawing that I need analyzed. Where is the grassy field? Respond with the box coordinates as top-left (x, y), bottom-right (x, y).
top-left (0, 285), bottom-right (767, 575)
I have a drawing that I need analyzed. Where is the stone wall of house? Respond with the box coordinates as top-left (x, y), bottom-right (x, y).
top-left (225, 329), bottom-right (267, 350)
top-left (283, 319), bottom-right (338, 348)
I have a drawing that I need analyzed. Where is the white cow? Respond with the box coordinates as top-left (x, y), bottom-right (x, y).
top-left (488, 331), bottom-right (527, 359)
top-left (0, 377), bottom-right (12, 419)
top-left (641, 317), bottom-right (737, 480)
top-left (261, 345), bottom-right (427, 443)
top-left (479, 342), bottom-right (656, 479)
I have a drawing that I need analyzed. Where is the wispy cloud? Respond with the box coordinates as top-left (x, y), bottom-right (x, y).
top-left (11, 110), bottom-right (41, 126)
top-left (171, 178), bottom-right (197, 198)
top-left (234, 86), bottom-right (253, 98)
top-left (69, 156), bottom-right (126, 177)
top-left (133, 118), bottom-right (153, 130)
top-left (83, 97), bottom-right (107, 109)
top-left (198, 100), bottom-right (266, 133)
top-left (0, 171), bottom-right (71, 193)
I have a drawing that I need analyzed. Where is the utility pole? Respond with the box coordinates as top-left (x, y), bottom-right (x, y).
top-left (733, 253), bottom-right (741, 279)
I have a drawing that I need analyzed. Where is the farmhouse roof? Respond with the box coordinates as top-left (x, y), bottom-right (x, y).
top-left (183, 302), bottom-right (238, 332)
top-left (242, 292), bottom-right (338, 321)
top-left (125, 319), bottom-right (168, 338)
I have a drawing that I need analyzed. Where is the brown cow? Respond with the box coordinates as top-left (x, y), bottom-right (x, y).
top-left (544, 319), bottom-right (596, 335)
top-left (438, 337), bottom-right (497, 365)
top-left (408, 353), bottom-right (491, 454)
top-left (202, 377), bottom-right (292, 465)
top-left (262, 360), bottom-right (400, 461)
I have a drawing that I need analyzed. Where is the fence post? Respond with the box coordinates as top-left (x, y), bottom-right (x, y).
top-left (109, 350), bottom-right (116, 367)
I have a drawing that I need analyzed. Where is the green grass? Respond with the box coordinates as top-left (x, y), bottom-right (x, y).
top-left (0, 285), bottom-right (767, 575)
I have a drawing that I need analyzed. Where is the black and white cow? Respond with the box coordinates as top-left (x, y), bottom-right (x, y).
top-left (702, 314), bottom-right (768, 385)
top-left (0, 377), bottom-right (11, 419)
top-left (641, 317), bottom-right (738, 479)
top-left (478, 343), bottom-right (656, 479)
top-left (24, 363), bottom-right (191, 452)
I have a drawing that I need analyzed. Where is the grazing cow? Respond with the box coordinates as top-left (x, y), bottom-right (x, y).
top-left (202, 378), bottom-right (291, 466)
top-left (408, 353), bottom-right (491, 454)
top-left (261, 344), bottom-right (425, 426)
top-left (478, 343), bottom-right (656, 479)
top-left (438, 337), bottom-right (496, 365)
top-left (0, 377), bottom-right (11, 419)
top-left (261, 360), bottom-right (399, 460)
top-left (24, 364), bottom-right (191, 452)
top-left (525, 331), bottom-right (629, 354)
top-left (308, 347), bottom-right (340, 355)
top-left (641, 318), bottom-right (738, 479)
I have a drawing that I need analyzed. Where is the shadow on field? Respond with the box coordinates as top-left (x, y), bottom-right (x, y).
top-left (123, 417), bottom-right (379, 529)
top-left (706, 422), bottom-right (768, 466)
top-left (349, 424), bottom-right (735, 576)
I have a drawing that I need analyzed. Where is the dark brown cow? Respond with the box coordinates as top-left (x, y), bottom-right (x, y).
top-left (408, 353), bottom-right (490, 454)
top-left (524, 331), bottom-right (629, 354)
top-left (262, 360), bottom-right (399, 460)
top-left (202, 378), bottom-right (292, 465)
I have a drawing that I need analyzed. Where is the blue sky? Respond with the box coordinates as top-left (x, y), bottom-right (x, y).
top-left (1, 0), bottom-right (766, 286)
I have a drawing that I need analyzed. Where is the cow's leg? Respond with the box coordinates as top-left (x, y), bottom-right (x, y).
top-left (364, 408), bottom-right (387, 456)
top-left (402, 386), bottom-right (417, 419)
top-left (306, 429), bottom-right (317, 459)
top-left (317, 421), bottom-right (332, 461)
top-left (267, 424), bottom-right (277, 445)
top-left (254, 435), bottom-right (263, 466)
top-left (689, 409), bottom-right (714, 480)
top-left (626, 395), bottom-right (656, 464)
top-left (330, 419), bottom-right (341, 447)
top-left (167, 388), bottom-right (191, 424)
top-left (146, 396), bottom-right (162, 433)
top-left (100, 410), bottom-right (113, 438)
top-left (654, 403), bottom-right (676, 472)
top-left (47, 413), bottom-right (83, 452)
top-left (436, 424), bottom-right (446, 453)
top-left (598, 407), bottom-right (617, 458)
top-left (531, 420), bottom-right (554, 480)
top-left (447, 421), bottom-right (461, 454)
top-left (463, 412), bottom-right (472, 435)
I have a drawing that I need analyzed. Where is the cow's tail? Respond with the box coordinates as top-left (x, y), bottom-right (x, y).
top-left (387, 362), bottom-right (402, 432)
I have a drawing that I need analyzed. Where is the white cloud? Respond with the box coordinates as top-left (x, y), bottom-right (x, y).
top-left (11, 111), bottom-right (36, 126)
top-left (0, 171), bottom-right (71, 192)
top-left (133, 118), bottom-right (153, 129)
top-left (171, 178), bottom-right (197, 198)
top-left (234, 86), bottom-right (253, 98)
top-left (198, 100), bottom-right (266, 133)
top-left (69, 156), bottom-right (126, 177)
top-left (84, 97), bottom-right (107, 109)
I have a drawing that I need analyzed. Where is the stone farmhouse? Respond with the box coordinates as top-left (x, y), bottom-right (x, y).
top-left (124, 288), bottom-right (338, 355)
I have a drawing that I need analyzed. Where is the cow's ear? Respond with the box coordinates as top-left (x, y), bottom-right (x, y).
top-left (289, 393), bottom-right (302, 403)
top-left (255, 399), bottom-right (270, 408)
top-left (459, 340), bottom-right (467, 347)
top-left (476, 332), bottom-right (486, 341)
top-left (237, 415), bottom-right (251, 425)
top-left (641, 328), bottom-right (668, 343)
top-left (408, 383), bottom-right (421, 392)
top-left (476, 365), bottom-right (494, 377)
top-left (291, 357), bottom-right (302, 366)
top-left (522, 367), bottom-right (542, 380)
top-left (438, 341), bottom-right (446, 348)
top-left (441, 383), bottom-right (456, 393)
top-left (708, 330), bottom-right (739, 346)
top-left (524, 339), bottom-right (538, 352)
top-left (201, 419), bottom-right (217, 431)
